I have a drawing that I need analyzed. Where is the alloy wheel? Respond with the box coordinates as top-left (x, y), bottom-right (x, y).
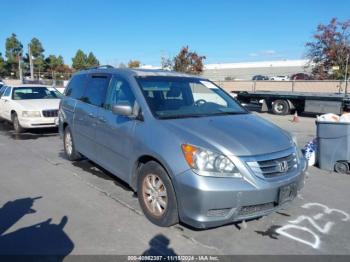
top-left (65, 132), bottom-right (73, 156)
top-left (142, 174), bottom-right (168, 217)
top-left (275, 103), bottom-right (284, 113)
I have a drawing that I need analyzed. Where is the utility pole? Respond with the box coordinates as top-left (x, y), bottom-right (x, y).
top-left (345, 53), bottom-right (349, 95)
top-left (18, 54), bottom-right (23, 83)
top-left (28, 44), bottom-right (34, 80)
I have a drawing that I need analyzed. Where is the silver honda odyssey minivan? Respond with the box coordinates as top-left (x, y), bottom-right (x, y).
top-left (59, 66), bottom-right (307, 229)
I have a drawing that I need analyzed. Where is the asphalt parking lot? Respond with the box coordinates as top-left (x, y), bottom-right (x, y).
top-left (0, 113), bottom-right (350, 256)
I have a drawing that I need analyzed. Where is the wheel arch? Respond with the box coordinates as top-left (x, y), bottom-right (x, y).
top-left (289, 99), bottom-right (305, 113)
top-left (286, 99), bottom-right (295, 110)
top-left (10, 110), bottom-right (18, 122)
top-left (130, 154), bottom-right (174, 192)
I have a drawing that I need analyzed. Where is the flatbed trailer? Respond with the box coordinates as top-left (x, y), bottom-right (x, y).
top-left (234, 91), bottom-right (350, 115)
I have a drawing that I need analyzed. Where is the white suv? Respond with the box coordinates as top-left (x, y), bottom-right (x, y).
top-left (270, 75), bottom-right (290, 81)
top-left (0, 85), bottom-right (62, 133)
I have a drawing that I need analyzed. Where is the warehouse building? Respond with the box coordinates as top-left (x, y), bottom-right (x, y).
top-left (202, 59), bottom-right (313, 81)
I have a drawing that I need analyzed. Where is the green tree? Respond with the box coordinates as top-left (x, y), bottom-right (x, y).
top-left (5, 33), bottom-right (23, 77)
top-left (72, 49), bottom-right (88, 71)
top-left (86, 52), bottom-right (100, 67)
top-left (128, 60), bottom-right (140, 68)
top-left (55, 64), bottom-right (72, 79)
top-left (29, 37), bottom-right (44, 57)
top-left (0, 53), bottom-right (6, 77)
top-left (57, 55), bottom-right (64, 66)
top-left (29, 37), bottom-right (46, 73)
top-left (48, 55), bottom-right (71, 79)
top-left (306, 18), bottom-right (350, 80)
top-left (46, 55), bottom-right (63, 71)
top-left (45, 54), bottom-right (65, 76)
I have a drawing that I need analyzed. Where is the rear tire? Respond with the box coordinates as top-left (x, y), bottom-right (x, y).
top-left (334, 161), bottom-right (349, 174)
top-left (137, 161), bottom-right (179, 227)
top-left (272, 100), bottom-right (290, 115)
top-left (63, 126), bottom-right (81, 161)
top-left (12, 113), bottom-right (24, 133)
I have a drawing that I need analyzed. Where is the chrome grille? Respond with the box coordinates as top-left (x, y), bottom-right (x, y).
top-left (42, 109), bottom-right (58, 118)
top-left (246, 153), bottom-right (297, 178)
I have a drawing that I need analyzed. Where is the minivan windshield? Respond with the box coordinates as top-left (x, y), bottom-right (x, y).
top-left (12, 87), bottom-right (63, 100)
top-left (137, 76), bottom-right (247, 119)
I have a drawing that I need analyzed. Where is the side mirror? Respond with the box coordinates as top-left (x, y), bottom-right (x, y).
top-left (112, 103), bottom-right (133, 117)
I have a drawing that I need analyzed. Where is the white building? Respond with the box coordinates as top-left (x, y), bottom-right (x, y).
top-left (139, 64), bottom-right (162, 70)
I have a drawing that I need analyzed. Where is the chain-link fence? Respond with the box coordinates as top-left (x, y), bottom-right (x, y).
top-left (4, 78), bottom-right (68, 88)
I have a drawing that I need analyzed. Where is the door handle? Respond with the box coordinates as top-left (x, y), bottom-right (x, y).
top-left (88, 113), bottom-right (96, 118)
top-left (98, 117), bottom-right (106, 123)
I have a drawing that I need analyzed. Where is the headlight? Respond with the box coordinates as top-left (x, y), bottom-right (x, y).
top-left (22, 111), bottom-right (41, 117)
top-left (181, 144), bottom-right (242, 178)
top-left (292, 135), bottom-right (298, 147)
top-left (291, 135), bottom-right (304, 163)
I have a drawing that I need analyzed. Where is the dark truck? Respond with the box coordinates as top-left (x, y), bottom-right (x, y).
top-left (234, 91), bottom-right (350, 115)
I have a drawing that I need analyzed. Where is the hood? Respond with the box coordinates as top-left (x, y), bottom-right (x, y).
top-left (162, 113), bottom-right (293, 156)
top-left (15, 99), bottom-right (60, 111)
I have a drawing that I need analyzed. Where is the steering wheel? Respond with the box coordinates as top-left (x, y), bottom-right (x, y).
top-left (195, 99), bottom-right (207, 106)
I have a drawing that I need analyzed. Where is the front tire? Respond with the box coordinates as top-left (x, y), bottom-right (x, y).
top-left (12, 113), bottom-right (24, 133)
top-left (63, 126), bottom-right (81, 161)
top-left (137, 161), bottom-right (179, 227)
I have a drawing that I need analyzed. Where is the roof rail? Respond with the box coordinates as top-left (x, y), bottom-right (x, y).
top-left (86, 65), bottom-right (115, 70)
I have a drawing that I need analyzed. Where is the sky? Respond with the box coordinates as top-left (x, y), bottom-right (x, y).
top-left (1, 0), bottom-right (349, 66)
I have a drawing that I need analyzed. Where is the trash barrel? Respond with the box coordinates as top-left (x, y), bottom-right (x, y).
top-left (316, 121), bottom-right (350, 173)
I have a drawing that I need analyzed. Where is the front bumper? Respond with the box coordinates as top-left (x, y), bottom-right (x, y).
top-left (19, 117), bottom-right (59, 129)
top-left (174, 157), bottom-right (307, 229)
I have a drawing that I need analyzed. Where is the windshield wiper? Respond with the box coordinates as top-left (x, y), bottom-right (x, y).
top-left (159, 112), bottom-right (247, 119)
top-left (212, 111), bottom-right (248, 116)
top-left (159, 114), bottom-right (209, 119)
